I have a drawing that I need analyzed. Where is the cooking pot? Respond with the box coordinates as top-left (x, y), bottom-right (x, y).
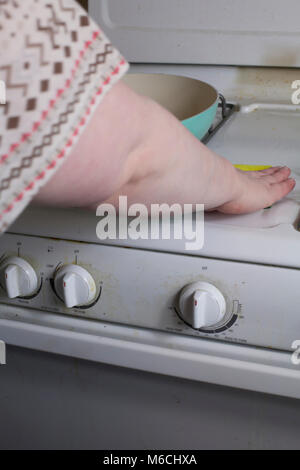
top-left (123, 73), bottom-right (219, 140)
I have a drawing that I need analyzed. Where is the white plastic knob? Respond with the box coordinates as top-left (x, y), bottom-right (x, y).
top-left (0, 256), bottom-right (38, 298)
top-left (54, 264), bottom-right (97, 308)
top-left (178, 281), bottom-right (226, 329)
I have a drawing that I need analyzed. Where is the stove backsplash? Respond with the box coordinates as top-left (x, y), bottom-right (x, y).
top-left (90, 0), bottom-right (300, 68)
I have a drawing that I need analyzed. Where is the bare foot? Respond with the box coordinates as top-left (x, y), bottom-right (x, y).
top-left (216, 166), bottom-right (296, 214)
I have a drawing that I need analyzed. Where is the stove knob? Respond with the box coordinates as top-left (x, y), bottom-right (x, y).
top-left (178, 281), bottom-right (226, 329)
top-left (0, 256), bottom-right (38, 298)
top-left (54, 264), bottom-right (97, 308)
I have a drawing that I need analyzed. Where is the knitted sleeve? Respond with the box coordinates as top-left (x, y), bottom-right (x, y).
top-left (0, 0), bottom-right (129, 232)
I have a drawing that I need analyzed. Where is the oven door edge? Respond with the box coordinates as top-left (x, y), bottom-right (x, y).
top-left (0, 304), bottom-right (299, 399)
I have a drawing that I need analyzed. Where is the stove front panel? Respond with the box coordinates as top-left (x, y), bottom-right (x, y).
top-left (0, 233), bottom-right (299, 352)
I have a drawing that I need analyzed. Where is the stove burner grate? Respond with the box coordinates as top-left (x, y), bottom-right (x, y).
top-left (202, 94), bottom-right (237, 144)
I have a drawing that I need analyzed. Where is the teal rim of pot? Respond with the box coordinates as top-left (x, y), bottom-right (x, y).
top-left (181, 99), bottom-right (218, 140)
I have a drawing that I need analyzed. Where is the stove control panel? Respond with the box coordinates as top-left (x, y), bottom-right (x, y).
top-left (0, 233), bottom-right (299, 351)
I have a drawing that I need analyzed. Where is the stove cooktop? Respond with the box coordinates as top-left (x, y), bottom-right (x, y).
top-left (7, 100), bottom-right (300, 269)
top-left (206, 102), bottom-right (300, 229)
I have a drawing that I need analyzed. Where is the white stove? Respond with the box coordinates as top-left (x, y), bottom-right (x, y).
top-left (1, 0), bottom-right (300, 404)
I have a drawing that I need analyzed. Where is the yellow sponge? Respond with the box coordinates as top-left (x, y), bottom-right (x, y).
top-left (234, 164), bottom-right (272, 171)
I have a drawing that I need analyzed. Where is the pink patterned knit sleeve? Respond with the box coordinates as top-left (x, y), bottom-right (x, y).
top-left (0, 0), bottom-right (129, 232)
